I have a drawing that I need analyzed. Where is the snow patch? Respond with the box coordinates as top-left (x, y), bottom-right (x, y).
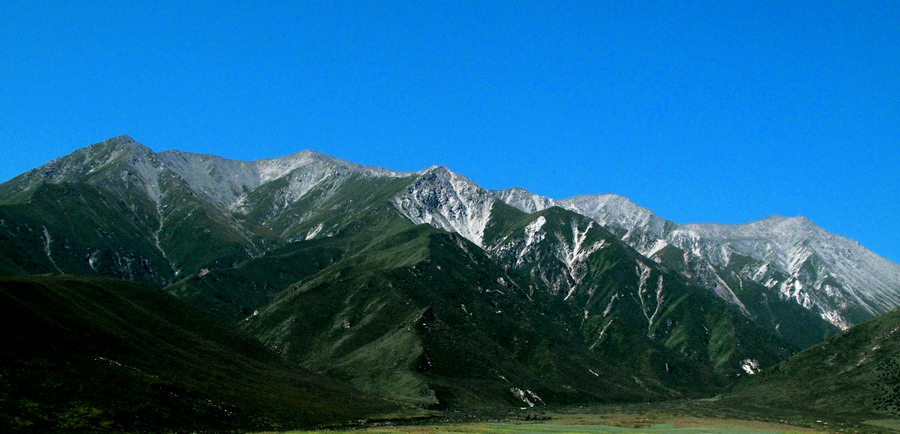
top-left (153, 199), bottom-right (176, 275)
top-left (713, 275), bottom-right (749, 316)
top-left (603, 293), bottom-right (619, 317)
top-left (510, 387), bottom-right (544, 407)
top-left (523, 216), bottom-right (547, 249)
top-left (646, 239), bottom-right (670, 258)
top-left (820, 309), bottom-right (851, 330)
top-left (42, 226), bottom-right (63, 274)
top-left (590, 320), bottom-right (614, 350)
top-left (243, 310), bottom-right (260, 322)
top-left (556, 221), bottom-right (608, 300)
top-left (305, 223), bottom-right (324, 240)
top-left (741, 359), bottom-right (761, 375)
top-left (635, 261), bottom-right (664, 335)
top-left (87, 251), bottom-right (99, 271)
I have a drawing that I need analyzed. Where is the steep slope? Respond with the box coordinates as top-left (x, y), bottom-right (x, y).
top-left (4, 137), bottom-right (882, 338)
top-left (242, 226), bottom-right (666, 408)
top-left (0, 137), bottom-right (272, 285)
top-left (166, 172), bottom-right (418, 322)
top-left (670, 216), bottom-right (900, 329)
top-left (171, 214), bottom-right (667, 408)
top-left (3, 136), bottom-right (892, 336)
top-left (492, 188), bottom-right (896, 338)
top-left (483, 204), bottom-right (794, 379)
top-left (724, 307), bottom-right (900, 420)
top-left (0, 276), bottom-right (397, 432)
top-left (387, 170), bottom-right (794, 381)
top-left (0, 182), bottom-right (169, 283)
top-left (562, 195), bottom-right (900, 331)
top-left (392, 166), bottom-right (496, 247)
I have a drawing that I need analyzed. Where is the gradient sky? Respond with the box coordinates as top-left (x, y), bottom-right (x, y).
top-left (1, 2), bottom-right (898, 262)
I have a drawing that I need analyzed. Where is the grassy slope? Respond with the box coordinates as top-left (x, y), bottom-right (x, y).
top-left (0, 275), bottom-right (399, 432)
top-left (0, 183), bottom-right (168, 284)
top-left (152, 169), bottom-right (275, 277)
top-left (484, 204), bottom-right (796, 388)
top-left (0, 141), bottom-right (277, 286)
top-left (723, 307), bottom-right (900, 420)
top-left (243, 226), bottom-right (662, 409)
top-left (221, 175), bottom-right (695, 407)
top-left (165, 173), bottom-right (420, 321)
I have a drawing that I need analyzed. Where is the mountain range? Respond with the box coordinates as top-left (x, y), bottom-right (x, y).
top-left (1, 136), bottom-right (898, 429)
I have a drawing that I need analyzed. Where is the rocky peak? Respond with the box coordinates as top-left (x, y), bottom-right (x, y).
top-left (491, 187), bottom-right (557, 214)
top-left (392, 166), bottom-right (496, 247)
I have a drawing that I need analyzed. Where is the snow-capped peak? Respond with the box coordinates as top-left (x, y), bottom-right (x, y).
top-left (156, 148), bottom-right (411, 207)
top-left (673, 216), bottom-right (900, 322)
top-left (391, 167), bottom-right (496, 247)
top-left (558, 194), bottom-right (671, 239)
top-left (490, 187), bottom-right (557, 214)
top-left (255, 150), bottom-right (351, 183)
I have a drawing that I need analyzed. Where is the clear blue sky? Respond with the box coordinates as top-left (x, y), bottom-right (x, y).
top-left (1, 2), bottom-right (898, 262)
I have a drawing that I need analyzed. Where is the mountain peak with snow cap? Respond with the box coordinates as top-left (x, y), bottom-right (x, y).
top-left (392, 165), bottom-right (496, 247)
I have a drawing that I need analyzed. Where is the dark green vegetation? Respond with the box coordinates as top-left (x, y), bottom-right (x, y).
top-left (0, 276), bottom-right (398, 432)
top-left (0, 137), bottom-right (895, 431)
top-left (241, 228), bottom-right (659, 407)
top-left (725, 306), bottom-right (900, 420)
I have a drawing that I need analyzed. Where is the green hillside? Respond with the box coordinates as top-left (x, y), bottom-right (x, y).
top-left (723, 307), bottom-right (900, 419)
top-left (0, 276), bottom-right (398, 432)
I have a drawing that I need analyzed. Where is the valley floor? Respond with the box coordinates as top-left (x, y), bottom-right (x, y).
top-left (278, 400), bottom-right (899, 434)
top-left (326, 417), bottom-right (818, 433)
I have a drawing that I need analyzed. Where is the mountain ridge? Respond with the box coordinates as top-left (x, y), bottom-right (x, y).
top-left (4, 137), bottom-right (893, 333)
top-left (490, 186), bottom-right (899, 332)
top-left (496, 185), bottom-right (895, 265)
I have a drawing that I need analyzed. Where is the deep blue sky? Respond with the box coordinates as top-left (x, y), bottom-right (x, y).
top-left (1, 2), bottom-right (898, 262)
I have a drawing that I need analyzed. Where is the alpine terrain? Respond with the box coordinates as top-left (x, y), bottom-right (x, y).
top-left (495, 188), bottom-right (900, 344)
top-left (1, 136), bottom-right (898, 430)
